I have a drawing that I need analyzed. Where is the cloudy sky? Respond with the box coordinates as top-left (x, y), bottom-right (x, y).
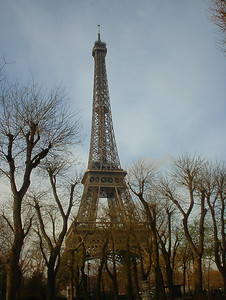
top-left (1, 0), bottom-right (225, 168)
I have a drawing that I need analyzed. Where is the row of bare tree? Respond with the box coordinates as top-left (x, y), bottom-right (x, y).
top-left (0, 1), bottom-right (225, 298)
top-left (0, 78), bottom-right (225, 300)
top-left (127, 156), bottom-right (225, 299)
top-left (0, 70), bottom-right (82, 300)
top-left (63, 157), bottom-right (225, 300)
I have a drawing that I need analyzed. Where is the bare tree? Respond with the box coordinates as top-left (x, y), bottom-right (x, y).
top-left (160, 154), bottom-right (207, 297)
top-left (154, 200), bottom-right (179, 300)
top-left (33, 160), bottom-right (79, 300)
top-left (208, 0), bottom-right (226, 54)
top-left (1, 198), bottom-right (44, 298)
top-left (0, 81), bottom-right (81, 300)
top-left (128, 159), bottom-right (167, 300)
top-left (205, 161), bottom-right (226, 293)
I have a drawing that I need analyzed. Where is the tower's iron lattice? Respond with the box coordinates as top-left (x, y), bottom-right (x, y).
top-left (74, 27), bottom-right (138, 229)
top-left (67, 28), bottom-right (142, 255)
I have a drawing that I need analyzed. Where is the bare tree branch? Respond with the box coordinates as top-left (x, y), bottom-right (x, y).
top-left (208, 0), bottom-right (226, 54)
top-left (2, 213), bottom-right (14, 233)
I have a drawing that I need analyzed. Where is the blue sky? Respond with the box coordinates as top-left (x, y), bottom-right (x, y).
top-left (0, 0), bottom-right (225, 167)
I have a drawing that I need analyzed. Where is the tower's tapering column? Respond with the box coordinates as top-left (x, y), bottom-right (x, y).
top-left (88, 26), bottom-right (120, 170)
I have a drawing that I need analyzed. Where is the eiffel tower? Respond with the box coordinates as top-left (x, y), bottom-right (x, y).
top-left (66, 26), bottom-right (140, 254)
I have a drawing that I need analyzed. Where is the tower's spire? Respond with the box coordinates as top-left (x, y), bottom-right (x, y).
top-left (97, 24), bottom-right (101, 42)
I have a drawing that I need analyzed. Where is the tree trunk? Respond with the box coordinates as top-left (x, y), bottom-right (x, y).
top-left (223, 272), bottom-right (226, 296)
top-left (6, 195), bottom-right (24, 300)
top-left (182, 212), bottom-right (204, 298)
top-left (111, 277), bottom-right (119, 300)
top-left (152, 237), bottom-right (166, 300)
top-left (6, 247), bottom-right (22, 300)
top-left (193, 255), bottom-right (203, 298)
top-left (214, 250), bottom-right (226, 295)
top-left (68, 250), bottom-right (74, 300)
top-left (46, 265), bottom-right (56, 300)
top-left (138, 196), bottom-right (167, 300)
top-left (154, 265), bottom-right (167, 300)
top-left (164, 259), bottom-right (175, 300)
top-left (159, 236), bottom-right (174, 300)
top-left (149, 221), bottom-right (166, 300)
top-left (82, 275), bottom-right (88, 300)
top-left (182, 261), bottom-right (186, 295)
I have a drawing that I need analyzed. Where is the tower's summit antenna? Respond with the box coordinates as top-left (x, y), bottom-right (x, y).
top-left (97, 24), bottom-right (101, 41)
